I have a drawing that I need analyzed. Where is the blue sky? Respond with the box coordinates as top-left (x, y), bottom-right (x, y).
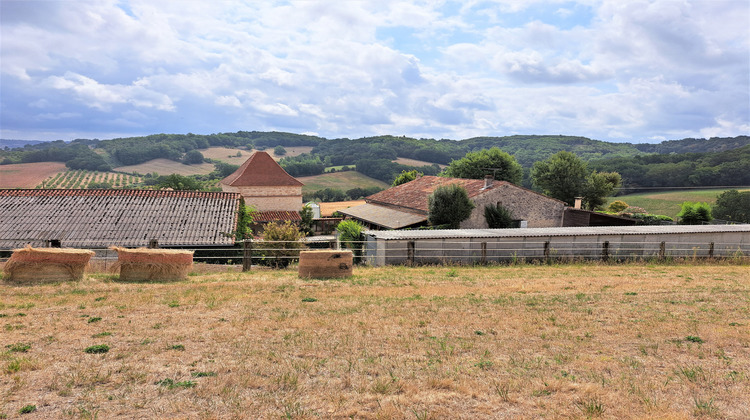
top-left (1, 0), bottom-right (748, 143)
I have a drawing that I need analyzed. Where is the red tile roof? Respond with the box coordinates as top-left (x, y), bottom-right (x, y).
top-left (254, 211), bottom-right (302, 222)
top-left (220, 151), bottom-right (303, 187)
top-left (366, 175), bottom-right (562, 213)
top-left (365, 176), bottom-right (499, 213)
top-left (0, 189), bottom-right (241, 248)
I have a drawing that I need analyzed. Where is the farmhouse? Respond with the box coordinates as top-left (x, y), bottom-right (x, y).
top-left (220, 151), bottom-right (303, 224)
top-left (0, 189), bottom-right (240, 249)
top-left (339, 175), bottom-right (567, 229)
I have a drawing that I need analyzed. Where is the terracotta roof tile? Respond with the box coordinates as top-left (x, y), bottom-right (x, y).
top-left (366, 176), bottom-right (563, 213)
top-left (254, 211), bottom-right (302, 222)
top-left (220, 151), bottom-right (303, 187)
top-left (365, 176), bottom-right (496, 213)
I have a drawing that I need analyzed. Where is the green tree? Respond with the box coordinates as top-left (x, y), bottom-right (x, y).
top-left (299, 204), bottom-right (315, 236)
top-left (484, 203), bottom-right (515, 228)
top-left (531, 151), bottom-right (588, 206)
top-left (677, 201), bottom-right (713, 225)
top-left (157, 174), bottom-right (202, 190)
top-left (392, 169), bottom-right (422, 186)
top-left (712, 190), bottom-right (750, 223)
top-left (582, 171), bottom-right (622, 210)
top-left (274, 145), bottom-right (287, 156)
top-left (182, 150), bottom-right (205, 164)
top-left (441, 147), bottom-right (523, 184)
top-left (428, 184), bottom-right (475, 228)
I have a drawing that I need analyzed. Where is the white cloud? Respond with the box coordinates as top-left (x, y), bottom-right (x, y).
top-left (1, 0), bottom-right (747, 142)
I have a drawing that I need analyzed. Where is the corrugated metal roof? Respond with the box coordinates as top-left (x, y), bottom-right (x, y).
top-left (340, 203), bottom-right (427, 229)
top-left (0, 189), bottom-right (241, 248)
top-left (220, 151), bottom-right (303, 187)
top-left (364, 225), bottom-right (750, 240)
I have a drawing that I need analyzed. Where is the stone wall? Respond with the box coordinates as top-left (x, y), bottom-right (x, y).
top-left (221, 185), bottom-right (302, 212)
top-left (460, 183), bottom-right (565, 229)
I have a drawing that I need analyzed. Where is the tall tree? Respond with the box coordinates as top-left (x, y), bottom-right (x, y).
top-left (428, 184), bottom-right (475, 228)
top-left (531, 151), bottom-right (588, 206)
top-left (582, 171), bottom-right (622, 210)
top-left (712, 190), bottom-right (750, 223)
top-left (441, 147), bottom-right (523, 184)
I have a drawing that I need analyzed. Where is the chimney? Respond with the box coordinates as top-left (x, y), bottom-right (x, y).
top-left (574, 197), bottom-right (583, 209)
top-left (483, 174), bottom-right (493, 189)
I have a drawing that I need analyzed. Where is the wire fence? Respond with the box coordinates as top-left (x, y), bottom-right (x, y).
top-left (1, 237), bottom-right (748, 269)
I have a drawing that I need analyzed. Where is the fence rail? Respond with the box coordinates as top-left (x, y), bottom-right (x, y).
top-left (1, 238), bottom-right (748, 269)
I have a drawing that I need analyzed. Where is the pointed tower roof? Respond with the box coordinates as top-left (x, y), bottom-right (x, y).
top-left (220, 151), bottom-right (303, 187)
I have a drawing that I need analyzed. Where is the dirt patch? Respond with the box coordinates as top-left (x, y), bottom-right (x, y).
top-left (0, 162), bottom-right (67, 188)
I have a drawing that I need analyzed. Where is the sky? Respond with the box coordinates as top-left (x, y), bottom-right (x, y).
top-left (1, 0), bottom-right (749, 143)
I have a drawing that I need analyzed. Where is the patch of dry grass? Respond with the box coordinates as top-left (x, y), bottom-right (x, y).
top-left (1, 263), bottom-right (748, 419)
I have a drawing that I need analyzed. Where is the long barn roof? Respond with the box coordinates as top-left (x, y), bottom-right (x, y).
top-left (0, 189), bottom-right (241, 248)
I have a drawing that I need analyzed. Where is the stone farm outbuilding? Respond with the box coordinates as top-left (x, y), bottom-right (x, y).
top-left (341, 175), bottom-right (567, 229)
top-left (363, 225), bottom-right (750, 266)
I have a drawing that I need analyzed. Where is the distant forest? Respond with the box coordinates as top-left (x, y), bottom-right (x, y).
top-left (1, 131), bottom-right (748, 192)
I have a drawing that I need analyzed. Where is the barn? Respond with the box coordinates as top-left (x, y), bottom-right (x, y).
top-left (0, 189), bottom-right (240, 249)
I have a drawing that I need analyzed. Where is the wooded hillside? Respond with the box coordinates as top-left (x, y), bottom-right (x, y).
top-left (1, 132), bottom-right (748, 191)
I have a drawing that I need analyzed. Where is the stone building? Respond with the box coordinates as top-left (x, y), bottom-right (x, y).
top-left (339, 175), bottom-right (567, 229)
top-left (220, 151), bottom-right (303, 222)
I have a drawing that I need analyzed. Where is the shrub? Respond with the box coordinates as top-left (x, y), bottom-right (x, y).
top-left (485, 203), bottom-right (515, 228)
top-left (428, 184), bottom-right (475, 228)
top-left (677, 201), bottom-right (712, 225)
top-left (256, 221), bottom-right (306, 268)
top-left (607, 200), bottom-right (628, 213)
top-left (336, 220), bottom-right (364, 263)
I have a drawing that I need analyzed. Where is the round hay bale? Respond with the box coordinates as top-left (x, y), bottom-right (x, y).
top-left (112, 247), bottom-right (193, 282)
top-left (299, 250), bottom-right (353, 279)
top-left (3, 246), bottom-right (95, 284)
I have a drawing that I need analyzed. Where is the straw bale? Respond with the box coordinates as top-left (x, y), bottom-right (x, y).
top-left (111, 247), bottom-right (193, 282)
top-left (3, 245), bottom-right (94, 284)
top-left (298, 250), bottom-right (353, 279)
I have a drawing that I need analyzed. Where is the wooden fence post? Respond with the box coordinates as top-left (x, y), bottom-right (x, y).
top-left (602, 241), bottom-right (610, 262)
top-left (659, 241), bottom-right (666, 261)
top-left (481, 242), bottom-right (487, 264)
top-left (407, 241), bottom-right (415, 265)
top-left (709, 242), bottom-right (715, 259)
top-left (543, 241), bottom-right (550, 263)
top-left (243, 239), bottom-right (253, 272)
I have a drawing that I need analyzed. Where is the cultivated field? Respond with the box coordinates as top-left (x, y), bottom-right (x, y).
top-left (609, 188), bottom-right (750, 219)
top-left (1, 263), bottom-right (748, 419)
top-left (0, 162), bottom-right (66, 189)
top-left (113, 159), bottom-right (215, 177)
top-left (298, 171), bottom-right (389, 194)
top-left (393, 157), bottom-right (446, 169)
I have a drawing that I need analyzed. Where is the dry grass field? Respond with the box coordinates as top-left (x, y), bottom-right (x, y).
top-left (1, 262), bottom-right (748, 419)
top-left (298, 171), bottom-right (389, 194)
top-left (200, 147), bottom-right (315, 165)
top-left (0, 162), bottom-right (67, 189)
top-left (393, 157), bottom-right (446, 169)
top-left (113, 159), bottom-right (216, 177)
